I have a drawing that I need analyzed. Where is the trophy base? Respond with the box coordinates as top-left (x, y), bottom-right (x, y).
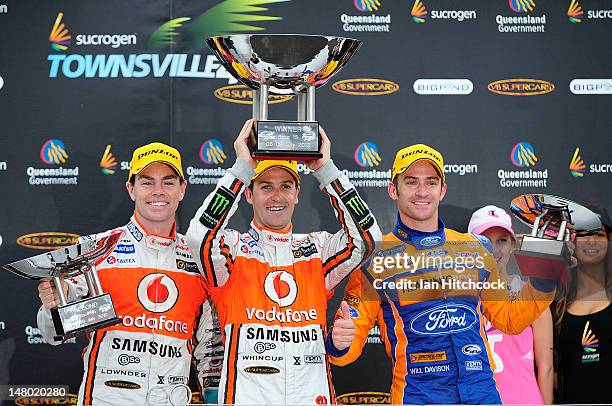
top-left (53, 317), bottom-right (123, 342)
top-left (50, 293), bottom-right (122, 341)
top-left (253, 120), bottom-right (321, 161)
top-left (252, 150), bottom-right (323, 161)
top-left (513, 250), bottom-right (569, 283)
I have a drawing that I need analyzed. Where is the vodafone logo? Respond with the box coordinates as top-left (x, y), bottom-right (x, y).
top-left (147, 236), bottom-right (173, 248)
top-left (266, 234), bottom-right (289, 243)
top-left (264, 271), bottom-right (297, 307)
top-left (137, 273), bottom-right (178, 313)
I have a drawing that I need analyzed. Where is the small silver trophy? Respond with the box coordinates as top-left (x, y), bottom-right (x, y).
top-left (4, 231), bottom-right (123, 341)
top-left (206, 34), bottom-right (362, 161)
top-left (510, 194), bottom-right (602, 282)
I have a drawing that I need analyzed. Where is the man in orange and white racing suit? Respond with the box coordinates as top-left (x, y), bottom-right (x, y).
top-left (187, 119), bottom-right (381, 404)
top-left (330, 144), bottom-right (560, 404)
top-left (37, 143), bottom-right (222, 405)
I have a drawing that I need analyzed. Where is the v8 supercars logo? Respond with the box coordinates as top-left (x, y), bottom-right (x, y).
top-left (264, 270), bottom-right (298, 307)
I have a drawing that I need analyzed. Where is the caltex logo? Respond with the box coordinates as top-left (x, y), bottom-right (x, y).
top-left (40, 139), bottom-right (68, 165)
top-left (509, 0), bottom-right (535, 13)
top-left (568, 0), bottom-right (583, 23)
top-left (354, 0), bottom-right (381, 12)
top-left (100, 144), bottom-right (118, 175)
top-left (354, 142), bottom-right (381, 168)
top-left (200, 139), bottom-right (227, 165)
top-left (137, 273), bottom-right (179, 313)
top-left (264, 270), bottom-right (298, 307)
top-left (569, 147), bottom-right (586, 177)
top-left (49, 12), bottom-right (71, 52)
top-left (510, 142), bottom-right (537, 168)
top-left (411, 0), bottom-right (427, 23)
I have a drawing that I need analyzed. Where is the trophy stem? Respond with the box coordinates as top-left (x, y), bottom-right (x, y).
top-left (297, 91), bottom-right (307, 121)
top-left (531, 211), bottom-right (547, 237)
top-left (84, 269), bottom-right (96, 297)
top-left (253, 83), bottom-right (270, 120)
top-left (558, 220), bottom-right (568, 241)
top-left (253, 89), bottom-right (260, 119)
top-left (306, 86), bottom-right (316, 122)
top-left (54, 276), bottom-right (68, 306)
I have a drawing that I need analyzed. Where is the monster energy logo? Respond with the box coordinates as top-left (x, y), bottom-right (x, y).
top-left (200, 187), bottom-right (235, 229)
top-left (211, 193), bottom-right (230, 215)
top-left (346, 196), bottom-right (366, 216)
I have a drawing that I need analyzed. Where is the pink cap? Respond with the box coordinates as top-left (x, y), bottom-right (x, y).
top-left (468, 205), bottom-right (515, 236)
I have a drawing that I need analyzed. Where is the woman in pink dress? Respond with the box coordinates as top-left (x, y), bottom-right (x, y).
top-left (469, 205), bottom-right (553, 404)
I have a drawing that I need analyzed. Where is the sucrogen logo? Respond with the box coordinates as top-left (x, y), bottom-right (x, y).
top-left (336, 392), bottom-right (391, 405)
top-left (569, 147), bottom-right (586, 177)
top-left (332, 78), bottom-right (399, 96)
top-left (49, 12), bottom-right (71, 52)
top-left (100, 144), bottom-right (118, 175)
top-left (17, 232), bottom-right (79, 250)
top-left (488, 79), bottom-right (554, 96)
top-left (214, 85), bottom-right (292, 104)
top-left (568, 0), bottom-right (583, 23)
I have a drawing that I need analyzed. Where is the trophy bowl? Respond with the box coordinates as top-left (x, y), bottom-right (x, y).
top-left (206, 34), bottom-right (362, 95)
top-left (206, 34), bottom-right (363, 160)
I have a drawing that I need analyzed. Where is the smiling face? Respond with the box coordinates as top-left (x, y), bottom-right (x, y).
top-left (575, 228), bottom-right (609, 266)
top-left (481, 227), bottom-right (514, 271)
top-left (244, 167), bottom-right (299, 231)
top-left (126, 162), bottom-right (186, 235)
top-left (388, 160), bottom-right (447, 231)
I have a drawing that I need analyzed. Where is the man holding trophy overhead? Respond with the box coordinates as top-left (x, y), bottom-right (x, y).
top-left (187, 118), bottom-right (381, 405)
top-left (186, 34), bottom-right (380, 404)
top-left (36, 143), bottom-right (222, 405)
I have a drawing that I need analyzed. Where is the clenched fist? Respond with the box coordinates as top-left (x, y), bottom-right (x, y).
top-left (38, 278), bottom-right (69, 309)
top-left (331, 301), bottom-right (355, 351)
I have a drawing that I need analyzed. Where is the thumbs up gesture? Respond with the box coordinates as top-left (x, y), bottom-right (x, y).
top-left (331, 301), bottom-right (355, 351)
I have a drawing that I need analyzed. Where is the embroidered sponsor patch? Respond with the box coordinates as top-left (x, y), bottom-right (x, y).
top-left (200, 187), bottom-right (235, 229)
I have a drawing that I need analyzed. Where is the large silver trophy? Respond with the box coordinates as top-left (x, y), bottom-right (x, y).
top-left (510, 194), bottom-right (602, 282)
top-left (206, 34), bottom-right (362, 160)
top-left (4, 231), bottom-right (123, 341)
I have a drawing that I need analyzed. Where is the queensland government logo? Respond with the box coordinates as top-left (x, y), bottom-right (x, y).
top-left (354, 0), bottom-right (380, 12)
top-left (497, 0), bottom-right (546, 33)
top-left (511, 141), bottom-right (537, 167)
top-left (354, 142), bottom-right (381, 168)
top-left (488, 79), bottom-right (554, 96)
top-left (48, 1), bottom-right (287, 79)
top-left (569, 147), bottom-right (612, 176)
top-left (570, 79), bottom-right (612, 94)
top-left (345, 141), bottom-right (390, 188)
top-left (17, 232), bottom-right (80, 250)
top-left (214, 84), bottom-right (292, 104)
top-left (187, 140), bottom-right (229, 185)
top-left (411, 0), bottom-right (476, 24)
top-left (200, 139), bottom-right (226, 165)
top-left (332, 78), bottom-right (399, 96)
top-left (498, 141), bottom-right (547, 188)
top-left (28, 139), bottom-right (78, 185)
top-left (341, 0), bottom-right (391, 32)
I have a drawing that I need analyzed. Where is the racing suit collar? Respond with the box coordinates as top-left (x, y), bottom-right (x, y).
top-left (392, 213), bottom-right (446, 249)
top-left (251, 220), bottom-right (292, 247)
top-left (128, 214), bottom-right (176, 251)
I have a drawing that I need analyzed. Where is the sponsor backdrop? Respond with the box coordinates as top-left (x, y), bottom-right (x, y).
top-left (1, 0), bottom-right (611, 404)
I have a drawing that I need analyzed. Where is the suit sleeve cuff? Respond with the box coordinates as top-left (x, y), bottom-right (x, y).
top-left (313, 160), bottom-right (341, 188)
top-left (228, 158), bottom-right (255, 185)
top-left (325, 327), bottom-right (349, 357)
